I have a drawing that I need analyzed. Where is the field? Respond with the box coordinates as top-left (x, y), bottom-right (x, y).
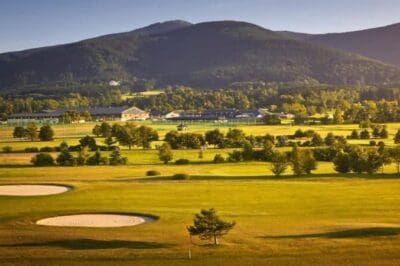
top-left (0, 122), bottom-right (400, 265)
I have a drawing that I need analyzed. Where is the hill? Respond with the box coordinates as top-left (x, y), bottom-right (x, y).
top-left (1, 20), bottom-right (400, 93)
top-left (284, 23), bottom-right (400, 67)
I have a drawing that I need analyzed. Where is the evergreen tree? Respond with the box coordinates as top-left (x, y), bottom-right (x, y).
top-left (187, 208), bottom-right (235, 245)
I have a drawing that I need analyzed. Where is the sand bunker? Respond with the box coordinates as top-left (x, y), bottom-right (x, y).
top-left (0, 185), bottom-right (70, 196)
top-left (36, 214), bottom-right (154, 228)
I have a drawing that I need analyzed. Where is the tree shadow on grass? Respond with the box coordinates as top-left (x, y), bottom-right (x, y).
top-left (260, 227), bottom-right (400, 239)
top-left (0, 239), bottom-right (174, 250)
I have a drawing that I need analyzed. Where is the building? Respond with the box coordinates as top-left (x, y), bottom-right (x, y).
top-left (7, 106), bottom-right (149, 124)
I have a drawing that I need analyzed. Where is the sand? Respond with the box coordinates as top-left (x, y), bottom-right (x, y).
top-left (36, 214), bottom-right (153, 228)
top-left (0, 185), bottom-right (70, 196)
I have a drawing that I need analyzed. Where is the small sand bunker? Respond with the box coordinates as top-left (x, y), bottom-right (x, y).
top-left (36, 214), bottom-right (154, 228)
top-left (0, 185), bottom-right (70, 196)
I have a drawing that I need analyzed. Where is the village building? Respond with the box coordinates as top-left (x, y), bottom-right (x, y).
top-left (7, 106), bottom-right (149, 124)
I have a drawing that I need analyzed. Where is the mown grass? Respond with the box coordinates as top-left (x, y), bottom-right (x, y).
top-left (0, 167), bottom-right (400, 265)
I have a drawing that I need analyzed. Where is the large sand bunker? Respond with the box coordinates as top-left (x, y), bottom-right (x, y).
top-left (36, 214), bottom-right (154, 228)
top-left (0, 185), bottom-right (70, 196)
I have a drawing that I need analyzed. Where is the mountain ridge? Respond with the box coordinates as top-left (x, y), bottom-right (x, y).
top-left (1, 20), bottom-right (400, 93)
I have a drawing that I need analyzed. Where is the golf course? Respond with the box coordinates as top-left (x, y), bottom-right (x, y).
top-left (1, 122), bottom-right (400, 265)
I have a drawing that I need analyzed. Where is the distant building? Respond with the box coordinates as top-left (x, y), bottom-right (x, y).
top-left (108, 80), bottom-right (121, 86)
top-left (177, 123), bottom-right (188, 131)
top-left (7, 106), bottom-right (149, 124)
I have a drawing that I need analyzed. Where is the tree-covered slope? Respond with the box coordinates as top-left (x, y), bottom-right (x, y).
top-left (1, 20), bottom-right (400, 92)
top-left (285, 23), bottom-right (400, 67)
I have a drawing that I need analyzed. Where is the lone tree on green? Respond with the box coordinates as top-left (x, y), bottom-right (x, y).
top-left (187, 208), bottom-right (235, 245)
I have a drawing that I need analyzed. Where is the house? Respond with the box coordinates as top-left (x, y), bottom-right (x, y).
top-left (177, 123), bottom-right (188, 131)
top-left (7, 106), bottom-right (149, 124)
top-left (235, 109), bottom-right (264, 119)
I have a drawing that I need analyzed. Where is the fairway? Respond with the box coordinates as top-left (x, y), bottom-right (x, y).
top-left (0, 167), bottom-right (400, 265)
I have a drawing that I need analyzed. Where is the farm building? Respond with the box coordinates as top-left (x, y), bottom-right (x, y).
top-left (7, 106), bottom-right (149, 124)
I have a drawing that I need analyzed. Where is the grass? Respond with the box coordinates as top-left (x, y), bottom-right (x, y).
top-left (1, 121), bottom-right (400, 264)
top-left (0, 167), bottom-right (400, 265)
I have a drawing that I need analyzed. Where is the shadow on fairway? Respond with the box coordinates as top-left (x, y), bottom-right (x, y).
top-left (0, 239), bottom-right (174, 250)
top-left (261, 227), bottom-right (400, 239)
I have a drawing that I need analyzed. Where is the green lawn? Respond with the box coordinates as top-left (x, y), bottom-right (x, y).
top-left (0, 167), bottom-right (400, 265)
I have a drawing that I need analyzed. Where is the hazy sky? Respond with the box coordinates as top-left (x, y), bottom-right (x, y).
top-left (1, 0), bottom-right (400, 53)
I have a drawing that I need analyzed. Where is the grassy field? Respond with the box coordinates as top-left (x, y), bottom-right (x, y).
top-left (1, 121), bottom-right (400, 265)
top-left (0, 167), bottom-right (400, 265)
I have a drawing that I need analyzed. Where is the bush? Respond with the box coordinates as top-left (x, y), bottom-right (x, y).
top-left (2, 146), bottom-right (12, 153)
top-left (175, 158), bottom-right (190, 165)
top-left (146, 170), bottom-right (161, 176)
top-left (369, 140), bottom-right (377, 146)
top-left (172, 173), bottom-right (190, 180)
top-left (31, 153), bottom-right (55, 166)
top-left (25, 147), bottom-right (39, 153)
top-left (40, 146), bottom-right (55, 152)
top-left (213, 154), bottom-right (225, 163)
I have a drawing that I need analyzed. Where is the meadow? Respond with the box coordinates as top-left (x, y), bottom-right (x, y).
top-left (0, 121), bottom-right (400, 265)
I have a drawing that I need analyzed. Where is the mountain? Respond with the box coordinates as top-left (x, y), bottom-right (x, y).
top-left (1, 20), bottom-right (400, 93)
top-left (284, 23), bottom-right (400, 67)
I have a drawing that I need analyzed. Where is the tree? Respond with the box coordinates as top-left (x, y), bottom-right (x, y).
top-left (104, 136), bottom-right (116, 150)
top-left (324, 133), bottom-right (336, 146)
top-left (31, 153), bottom-right (55, 166)
top-left (187, 208), bottom-right (235, 245)
top-left (158, 143), bottom-right (173, 164)
top-left (301, 150), bottom-right (317, 174)
top-left (25, 123), bottom-right (38, 141)
top-left (261, 140), bottom-right (275, 161)
top-left (349, 129), bottom-right (359, 139)
top-left (109, 147), bottom-right (127, 165)
top-left (86, 149), bottom-right (108, 165)
top-left (205, 129), bottom-right (224, 148)
top-left (225, 128), bottom-right (246, 148)
top-left (241, 140), bottom-right (253, 161)
top-left (92, 125), bottom-right (101, 137)
top-left (372, 127), bottom-right (381, 138)
top-left (13, 126), bottom-right (26, 139)
top-left (389, 146), bottom-right (400, 174)
top-left (290, 144), bottom-right (302, 175)
top-left (311, 133), bottom-right (324, 146)
top-left (365, 150), bottom-right (384, 174)
top-left (270, 151), bottom-right (288, 176)
top-left (76, 146), bottom-right (89, 166)
top-left (99, 122), bottom-right (112, 137)
top-left (79, 135), bottom-right (97, 151)
top-left (380, 127), bottom-right (389, 139)
top-left (114, 123), bottom-right (138, 150)
top-left (56, 142), bottom-right (75, 166)
top-left (39, 125), bottom-right (54, 141)
top-left (333, 108), bottom-right (344, 124)
top-left (293, 129), bottom-right (304, 138)
top-left (137, 125), bottom-right (159, 149)
top-left (394, 130), bottom-right (400, 144)
top-left (333, 152), bottom-right (351, 173)
top-left (360, 129), bottom-right (370, 139)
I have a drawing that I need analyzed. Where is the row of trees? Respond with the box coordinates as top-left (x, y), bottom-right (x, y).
top-left (13, 124), bottom-right (54, 141)
top-left (31, 141), bottom-right (127, 166)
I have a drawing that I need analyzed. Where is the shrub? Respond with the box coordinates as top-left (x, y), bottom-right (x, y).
top-left (227, 150), bottom-right (243, 162)
top-left (31, 153), bottom-right (55, 166)
top-left (25, 147), bottom-right (39, 153)
top-left (2, 146), bottom-right (12, 153)
top-left (175, 158), bottom-right (190, 165)
top-left (369, 140), bottom-right (377, 146)
top-left (146, 170), bottom-right (161, 176)
top-left (213, 154), bottom-right (225, 163)
top-left (172, 173), bottom-right (190, 180)
top-left (40, 146), bottom-right (55, 152)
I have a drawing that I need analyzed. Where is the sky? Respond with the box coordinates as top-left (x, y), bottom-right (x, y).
top-left (1, 0), bottom-right (400, 53)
